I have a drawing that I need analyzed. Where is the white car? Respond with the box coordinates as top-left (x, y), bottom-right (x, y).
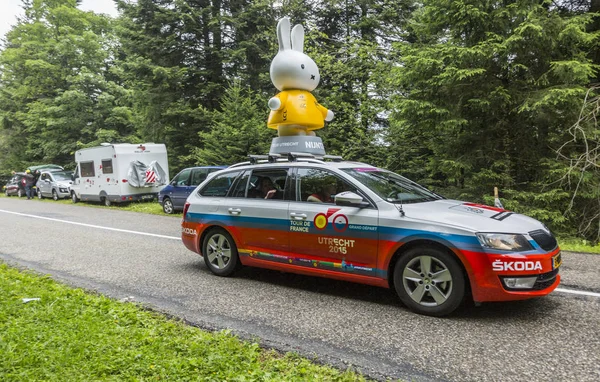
top-left (36, 170), bottom-right (73, 200)
top-left (181, 154), bottom-right (561, 316)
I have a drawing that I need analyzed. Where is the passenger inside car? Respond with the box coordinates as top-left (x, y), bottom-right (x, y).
top-left (307, 181), bottom-right (336, 203)
top-left (249, 177), bottom-right (282, 199)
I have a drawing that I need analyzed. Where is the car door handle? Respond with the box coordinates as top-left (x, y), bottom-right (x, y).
top-left (228, 208), bottom-right (241, 215)
top-left (290, 212), bottom-right (307, 220)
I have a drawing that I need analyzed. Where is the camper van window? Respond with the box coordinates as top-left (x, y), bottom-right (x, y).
top-left (102, 159), bottom-right (113, 174)
top-left (80, 161), bottom-right (95, 177)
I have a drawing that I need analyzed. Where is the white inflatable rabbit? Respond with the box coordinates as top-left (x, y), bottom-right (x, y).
top-left (267, 17), bottom-right (334, 137)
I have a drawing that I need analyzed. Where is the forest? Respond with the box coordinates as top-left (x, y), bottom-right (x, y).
top-left (1, 0), bottom-right (599, 242)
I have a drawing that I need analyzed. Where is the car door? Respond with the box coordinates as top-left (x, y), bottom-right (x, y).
top-left (37, 173), bottom-right (47, 196)
top-left (222, 167), bottom-right (292, 258)
top-left (170, 168), bottom-right (192, 209)
top-left (287, 167), bottom-right (380, 277)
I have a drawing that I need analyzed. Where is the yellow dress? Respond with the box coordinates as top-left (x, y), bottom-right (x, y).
top-left (267, 90), bottom-right (329, 131)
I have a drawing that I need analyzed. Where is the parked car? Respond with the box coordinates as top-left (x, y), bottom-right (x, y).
top-left (159, 166), bottom-right (226, 214)
top-left (181, 154), bottom-right (562, 317)
top-left (4, 173), bottom-right (27, 197)
top-left (36, 170), bottom-right (74, 200)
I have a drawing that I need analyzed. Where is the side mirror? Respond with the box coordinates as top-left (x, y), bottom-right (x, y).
top-left (335, 191), bottom-right (370, 208)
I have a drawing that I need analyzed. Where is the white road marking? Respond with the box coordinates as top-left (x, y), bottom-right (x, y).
top-left (2, 208), bottom-right (600, 298)
top-left (555, 288), bottom-right (600, 298)
top-left (0, 209), bottom-right (180, 241)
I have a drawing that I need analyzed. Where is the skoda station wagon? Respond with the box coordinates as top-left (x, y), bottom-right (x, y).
top-left (181, 154), bottom-right (562, 316)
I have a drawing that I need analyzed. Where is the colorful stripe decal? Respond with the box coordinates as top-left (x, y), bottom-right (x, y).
top-left (239, 249), bottom-right (386, 277)
top-left (188, 212), bottom-right (552, 256)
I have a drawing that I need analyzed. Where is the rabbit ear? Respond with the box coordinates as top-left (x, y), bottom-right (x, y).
top-left (291, 24), bottom-right (304, 52)
top-left (277, 17), bottom-right (291, 51)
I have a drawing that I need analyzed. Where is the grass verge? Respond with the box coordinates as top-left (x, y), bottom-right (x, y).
top-left (0, 263), bottom-right (365, 381)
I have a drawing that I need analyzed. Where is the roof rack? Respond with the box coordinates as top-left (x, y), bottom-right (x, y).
top-left (323, 155), bottom-right (343, 162)
top-left (248, 154), bottom-right (281, 164)
top-left (287, 152), bottom-right (316, 161)
top-left (228, 152), bottom-right (345, 168)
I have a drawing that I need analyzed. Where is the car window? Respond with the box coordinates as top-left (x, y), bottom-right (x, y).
top-left (296, 168), bottom-right (357, 204)
top-left (173, 169), bottom-right (192, 186)
top-left (190, 168), bottom-right (209, 186)
top-left (52, 171), bottom-right (72, 181)
top-left (199, 171), bottom-right (241, 197)
top-left (342, 168), bottom-right (441, 203)
top-left (246, 168), bottom-right (289, 200)
top-left (230, 171), bottom-right (250, 198)
top-left (41, 173), bottom-right (48, 181)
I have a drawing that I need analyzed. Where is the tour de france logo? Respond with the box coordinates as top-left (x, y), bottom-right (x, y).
top-left (313, 208), bottom-right (348, 232)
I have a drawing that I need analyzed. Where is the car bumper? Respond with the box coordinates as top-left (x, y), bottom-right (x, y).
top-left (460, 247), bottom-right (562, 302)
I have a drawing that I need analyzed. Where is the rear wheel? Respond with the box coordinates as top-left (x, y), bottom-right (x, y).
top-left (52, 189), bottom-right (59, 201)
top-left (162, 197), bottom-right (174, 214)
top-left (17, 189), bottom-right (23, 198)
top-left (202, 228), bottom-right (241, 277)
top-left (393, 246), bottom-right (465, 317)
top-left (5, 189), bottom-right (10, 197)
top-left (102, 197), bottom-right (111, 207)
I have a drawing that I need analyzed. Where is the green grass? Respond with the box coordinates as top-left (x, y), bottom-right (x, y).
top-left (0, 263), bottom-right (366, 381)
top-left (557, 238), bottom-right (600, 254)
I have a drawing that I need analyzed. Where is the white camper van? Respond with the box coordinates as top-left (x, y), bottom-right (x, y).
top-left (71, 143), bottom-right (169, 206)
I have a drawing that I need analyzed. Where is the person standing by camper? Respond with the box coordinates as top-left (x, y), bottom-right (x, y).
top-left (24, 170), bottom-right (35, 200)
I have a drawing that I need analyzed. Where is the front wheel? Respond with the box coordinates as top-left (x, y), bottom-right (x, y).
top-left (393, 246), bottom-right (465, 317)
top-left (162, 197), bottom-right (174, 214)
top-left (52, 189), bottom-right (59, 201)
top-left (71, 192), bottom-right (79, 203)
top-left (202, 228), bottom-right (241, 277)
top-left (38, 190), bottom-right (43, 199)
top-left (17, 189), bottom-right (23, 198)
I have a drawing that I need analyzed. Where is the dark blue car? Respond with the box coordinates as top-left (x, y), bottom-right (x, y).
top-left (158, 166), bottom-right (226, 214)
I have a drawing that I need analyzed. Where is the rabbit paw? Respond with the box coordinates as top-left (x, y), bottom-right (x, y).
top-left (268, 97), bottom-right (281, 110)
top-left (325, 110), bottom-right (334, 122)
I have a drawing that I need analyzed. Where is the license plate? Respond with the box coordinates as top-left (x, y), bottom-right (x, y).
top-left (141, 195), bottom-right (154, 200)
top-left (552, 252), bottom-right (562, 269)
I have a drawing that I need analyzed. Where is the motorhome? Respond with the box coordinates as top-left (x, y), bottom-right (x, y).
top-left (71, 143), bottom-right (169, 206)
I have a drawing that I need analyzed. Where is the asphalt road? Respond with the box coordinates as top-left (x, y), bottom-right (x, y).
top-left (1, 197), bottom-right (599, 381)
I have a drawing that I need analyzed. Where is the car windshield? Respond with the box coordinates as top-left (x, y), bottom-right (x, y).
top-left (342, 168), bottom-right (442, 204)
top-left (51, 172), bottom-right (72, 181)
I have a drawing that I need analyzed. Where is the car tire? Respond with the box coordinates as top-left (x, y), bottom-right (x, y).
top-left (38, 190), bottom-right (43, 199)
top-left (102, 197), bottom-right (111, 207)
top-left (17, 189), bottom-right (23, 198)
top-left (393, 246), bottom-right (465, 317)
top-left (162, 197), bottom-right (174, 214)
top-left (202, 228), bottom-right (241, 277)
top-left (71, 192), bottom-right (79, 203)
top-left (5, 189), bottom-right (9, 197)
top-left (52, 190), bottom-right (58, 201)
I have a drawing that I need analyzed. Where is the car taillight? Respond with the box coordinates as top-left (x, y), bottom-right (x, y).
top-left (182, 202), bottom-right (190, 220)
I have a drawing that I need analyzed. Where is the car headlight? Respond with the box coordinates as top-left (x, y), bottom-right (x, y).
top-left (476, 233), bottom-right (533, 252)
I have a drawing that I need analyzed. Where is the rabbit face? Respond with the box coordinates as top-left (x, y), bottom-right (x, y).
top-left (270, 52), bottom-right (320, 91)
top-left (270, 17), bottom-right (321, 92)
